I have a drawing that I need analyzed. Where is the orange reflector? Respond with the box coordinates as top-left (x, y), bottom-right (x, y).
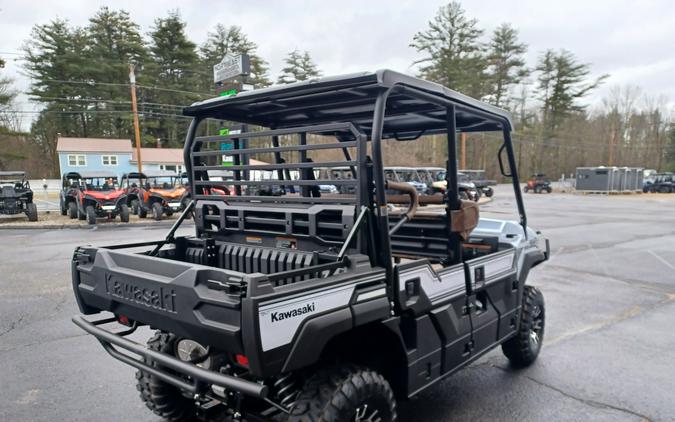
top-left (235, 354), bottom-right (249, 366)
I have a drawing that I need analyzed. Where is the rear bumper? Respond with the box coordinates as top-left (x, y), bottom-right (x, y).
top-left (72, 314), bottom-right (268, 398)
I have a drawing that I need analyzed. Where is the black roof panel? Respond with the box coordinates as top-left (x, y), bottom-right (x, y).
top-left (183, 70), bottom-right (513, 138)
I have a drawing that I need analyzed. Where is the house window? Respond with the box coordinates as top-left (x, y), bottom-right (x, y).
top-left (102, 155), bottom-right (118, 166)
top-left (68, 154), bottom-right (86, 167)
top-left (159, 164), bottom-right (182, 173)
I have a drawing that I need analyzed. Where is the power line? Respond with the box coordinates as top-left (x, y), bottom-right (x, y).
top-left (24, 78), bottom-right (213, 97)
top-left (25, 96), bottom-right (186, 108)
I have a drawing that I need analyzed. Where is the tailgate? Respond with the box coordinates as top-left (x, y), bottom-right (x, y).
top-left (72, 247), bottom-right (247, 352)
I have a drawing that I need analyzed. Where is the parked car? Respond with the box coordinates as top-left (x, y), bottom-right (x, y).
top-left (647, 173), bottom-right (675, 193)
top-left (122, 171), bottom-right (187, 221)
top-left (0, 171), bottom-right (37, 221)
top-left (524, 173), bottom-right (552, 193)
top-left (73, 171), bottom-right (129, 224)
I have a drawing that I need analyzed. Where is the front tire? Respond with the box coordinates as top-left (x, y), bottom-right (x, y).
top-left (119, 204), bottom-right (130, 223)
top-left (152, 202), bottom-right (163, 221)
top-left (26, 202), bottom-right (38, 222)
top-left (68, 202), bottom-right (78, 219)
top-left (502, 286), bottom-right (545, 368)
top-left (86, 205), bottom-right (97, 225)
top-left (131, 199), bottom-right (139, 215)
top-left (136, 332), bottom-right (198, 421)
top-left (289, 365), bottom-right (397, 422)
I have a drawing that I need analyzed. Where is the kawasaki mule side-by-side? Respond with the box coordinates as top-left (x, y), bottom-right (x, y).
top-left (70, 70), bottom-right (549, 422)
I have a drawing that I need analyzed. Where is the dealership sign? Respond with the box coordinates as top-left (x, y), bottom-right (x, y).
top-left (213, 54), bottom-right (251, 84)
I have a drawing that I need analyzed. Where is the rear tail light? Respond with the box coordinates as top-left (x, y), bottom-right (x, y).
top-left (117, 315), bottom-right (132, 326)
top-left (235, 354), bottom-right (249, 367)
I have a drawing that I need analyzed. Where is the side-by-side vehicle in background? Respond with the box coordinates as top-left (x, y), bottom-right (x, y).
top-left (0, 171), bottom-right (37, 221)
top-left (70, 70), bottom-right (549, 422)
top-left (122, 171), bottom-right (188, 220)
top-left (64, 171), bottom-right (129, 224)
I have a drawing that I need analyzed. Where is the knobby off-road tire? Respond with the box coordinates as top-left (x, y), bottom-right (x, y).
top-left (502, 286), bottom-right (545, 368)
top-left (60, 198), bottom-right (67, 216)
top-left (288, 365), bottom-right (397, 422)
top-left (131, 199), bottom-right (139, 215)
top-left (25, 202), bottom-right (38, 222)
top-left (138, 205), bottom-right (148, 219)
top-left (86, 205), bottom-right (97, 225)
top-left (119, 204), bottom-right (130, 222)
top-left (136, 332), bottom-right (198, 422)
top-left (152, 202), bottom-right (163, 221)
top-left (68, 201), bottom-right (78, 219)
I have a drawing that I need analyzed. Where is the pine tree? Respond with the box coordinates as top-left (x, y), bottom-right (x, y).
top-left (200, 25), bottom-right (271, 89)
top-left (485, 23), bottom-right (528, 108)
top-left (85, 7), bottom-right (148, 138)
top-left (536, 49), bottom-right (607, 133)
top-left (144, 11), bottom-right (201, 147)
top-left (277, 50), bottom-right (321, 84)
top-left (0, 59), bottom-right (18, 130)
top-left (410, 2), bottom-right (488, 98)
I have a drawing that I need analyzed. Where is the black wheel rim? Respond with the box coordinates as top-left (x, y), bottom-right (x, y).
top-left (353, 402), bottom-right (385, 422)
top-left (529, 304), bottom-right (543, 349)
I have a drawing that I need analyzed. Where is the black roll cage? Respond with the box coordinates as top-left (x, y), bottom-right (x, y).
top-left (179, 71), bottom-right (526, 279)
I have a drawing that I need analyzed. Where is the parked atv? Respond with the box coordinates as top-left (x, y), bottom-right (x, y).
top-left (74, 172), bottom-right (129, 224)
top-left (59, 172), bottom-right (83, 219)
top-left (461, 169), bottom-right (496, 197)
top-left (123, 171), bottom-right (186, 221)
top-left (0, 171), bottom-right (38, 221)
top-left (524, 173), bottom-right (552, 193)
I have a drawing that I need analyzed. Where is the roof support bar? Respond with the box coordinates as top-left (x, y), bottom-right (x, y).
top-left (446, 105), bottom-right (462, 265)
top-left (503, 129), bottom-right (527, 234)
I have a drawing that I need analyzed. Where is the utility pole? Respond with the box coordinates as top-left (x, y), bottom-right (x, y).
top-left (129, 64), bottom-right (143, 173)
top-left (608, 124), bottom-right (615, 166)
top-left (460, 133), bottom-right (466, 170)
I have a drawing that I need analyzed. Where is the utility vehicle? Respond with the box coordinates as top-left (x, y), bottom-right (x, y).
top-left (0, 171), bottom-right (37, 221)
top-left (60, 171), bottom-right (83, 218)
top-left (123, 171), bottom-right (187, 220)
top-left (384, 167), bottom-right (428, 195)
top-left (430, 169), bottom-right (480, 201)
top-left (524, 173), bottom-right (552, 194)
top-left (71, 70), bottom-right (549, 422)
top-left (73, 171), bottom-right (129, 224)
top-left (461, 169), bottom-right (496, 197)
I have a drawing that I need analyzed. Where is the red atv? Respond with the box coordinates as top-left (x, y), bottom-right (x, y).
top-left (524, 173), bottom-right (552, 194)
top-left (72, 171), bottom-right (130, 224)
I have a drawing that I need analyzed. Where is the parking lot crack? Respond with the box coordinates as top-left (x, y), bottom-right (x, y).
top-left (0, 314), bottom-right (25, 338)
top-left (520, 373), bottom-right (652, 421)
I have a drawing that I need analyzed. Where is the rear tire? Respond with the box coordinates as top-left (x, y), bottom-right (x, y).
top-left (502, 286), bottom-right (545, 368)
top-left (138, 206), bottom-right (148, 219)
top-left (86, 205), bottom-right (97, 225)
top-left (546, 186), bottom-right (552, 193)
top-left (152, 202), bottom-right (163, 221)
top-left (26, 202), bottom-right (38, 222)
top-left (523, 186), bottom-right (529, 193)
top-left (289, 365), bottom-right (397, 422)
top-left (136, 332), bottom-right (198, 422)
top-left (484, 187), bottom-right (494, 197)
top-left (119, 204), bottom-right (130, 223)
top-left (68, 202), bottom-right (78, 219)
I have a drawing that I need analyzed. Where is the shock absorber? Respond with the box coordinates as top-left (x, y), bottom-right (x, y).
top-left (273, 373), bottom-right (299, 410)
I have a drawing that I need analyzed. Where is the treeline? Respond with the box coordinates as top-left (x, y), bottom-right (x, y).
top-left (1, 7), bottom-right (321, 176)
top-left (0, 2), bottom-right (673, 178)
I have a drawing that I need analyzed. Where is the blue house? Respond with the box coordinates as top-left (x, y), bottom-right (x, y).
top-left (56, 137), bottom-right (185, 179)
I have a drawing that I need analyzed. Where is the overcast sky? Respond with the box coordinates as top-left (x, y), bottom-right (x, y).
top-left (2, 0), bottom-right (674, 129)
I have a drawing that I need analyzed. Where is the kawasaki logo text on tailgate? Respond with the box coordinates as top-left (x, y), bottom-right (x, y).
top-left (271, 303), bottom-right (315, 322)
top-left (104, 273), bottom-right (177, 314)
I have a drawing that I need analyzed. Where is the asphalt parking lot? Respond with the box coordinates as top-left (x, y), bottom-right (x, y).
top-left (1, 186), bottom-right (674, 421)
